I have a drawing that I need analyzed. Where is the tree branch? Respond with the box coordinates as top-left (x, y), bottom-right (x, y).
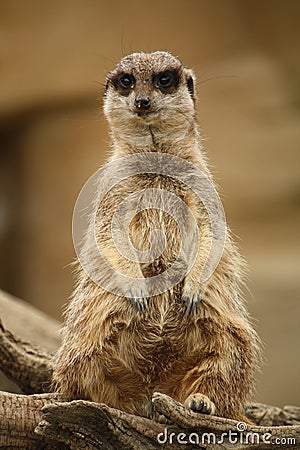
top-left (0, 391), bottom-right (299, 449)
top-left (0, 391), bottom-right (67, 449)
top-left (0, 289), bottom-right (60, 352)
top-left (37, 394), bottom-right (300, 449)
top-left (0, 319), bottom-right (53, 394)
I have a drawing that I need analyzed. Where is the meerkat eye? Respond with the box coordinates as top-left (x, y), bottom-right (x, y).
top-left (118, 74), bottom-right (135, 89)
top-left (153, 71), bottom-right (179, 92)
top-left (158, 74), bottom-right (172, 87)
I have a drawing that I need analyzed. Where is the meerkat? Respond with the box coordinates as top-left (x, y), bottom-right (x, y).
top-left (52, 51), bottom-right (260, 421)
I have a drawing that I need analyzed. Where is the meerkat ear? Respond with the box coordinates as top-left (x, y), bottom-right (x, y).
top-left (184, 69), bottom-right (196, 100)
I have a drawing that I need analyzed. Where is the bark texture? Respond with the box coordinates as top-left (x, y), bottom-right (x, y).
top-left (0, 319), bottom-right (53, 394)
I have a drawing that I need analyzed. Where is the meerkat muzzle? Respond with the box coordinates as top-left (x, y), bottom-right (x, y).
top-left (134, 96), bottom-right (151, 111)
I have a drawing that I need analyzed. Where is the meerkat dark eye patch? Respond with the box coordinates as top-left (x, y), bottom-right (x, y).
top-left (118, 73), bottom-right (135, 89)
top-left (186, 76), bottom-right (194, 99)
top-left (110, 72), bottom-right (135, 95)
top-left (153, 70), bottom-right (179, 93)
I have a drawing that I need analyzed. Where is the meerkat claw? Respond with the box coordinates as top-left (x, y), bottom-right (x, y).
top-left (185, 298), bottom-right (192, 316)
top-left (126, 286), bottom-right (148, 313)
top-left (130, 296), bottom-right (148, 313)
top-left (184, 393), bottom-right (216, 415)
top-left (192, 298), bottom-right (201, 315)
top-left (183, 291), bottom-right (202, 316)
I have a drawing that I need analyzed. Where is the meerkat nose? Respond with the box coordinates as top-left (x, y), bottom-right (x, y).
top-left (134, 96), bottom-right (151, 111)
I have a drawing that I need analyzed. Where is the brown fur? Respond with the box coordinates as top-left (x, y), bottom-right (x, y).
top-left (52, 51), bottom-right (260, 420)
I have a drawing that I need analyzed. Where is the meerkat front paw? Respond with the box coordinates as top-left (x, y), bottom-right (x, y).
top-left (182, 281), bottom-right (202, 315)
top-left (126, 286), bottom-right (148, 313)
top-left (184, 393), bottom-right (216, 415)
top-left (131, 296), bottom-right (148, 313)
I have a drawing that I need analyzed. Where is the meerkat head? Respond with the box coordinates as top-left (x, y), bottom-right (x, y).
top-left (104, 51), bottom-right (196, 140)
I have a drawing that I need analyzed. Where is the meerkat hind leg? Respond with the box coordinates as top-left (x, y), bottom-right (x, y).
top-left (184, 393), bottom-right (216, 415)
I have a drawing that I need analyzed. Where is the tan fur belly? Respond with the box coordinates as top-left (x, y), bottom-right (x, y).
top-left (101, 290), bottom-right (200, 388)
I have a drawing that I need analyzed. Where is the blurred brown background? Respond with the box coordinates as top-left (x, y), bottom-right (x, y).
top-left (0, 0), bottom-right (299, 407)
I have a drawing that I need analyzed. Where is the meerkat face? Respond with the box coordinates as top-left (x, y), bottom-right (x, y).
top-left (104, 51), bottom-right (196, 135)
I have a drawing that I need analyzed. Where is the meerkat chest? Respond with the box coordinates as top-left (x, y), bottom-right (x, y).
top-left (126, 174), bottom-right (194, 274)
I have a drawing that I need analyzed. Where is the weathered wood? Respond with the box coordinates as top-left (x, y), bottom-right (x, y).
top-left (0, 391), bottom-right (299, 449)
top-left (0, 289), bottom-right (60, 352)
top-left (0, 289), bottom-right (60, 394)
top-left (37, 394), bottom-right (300, 449)
top-left (245, 402), bottom-right (300, 427)
top-left (0, 319), bottom-right (53, 394)
top-left (0, 391), bottom-right (67, 449)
